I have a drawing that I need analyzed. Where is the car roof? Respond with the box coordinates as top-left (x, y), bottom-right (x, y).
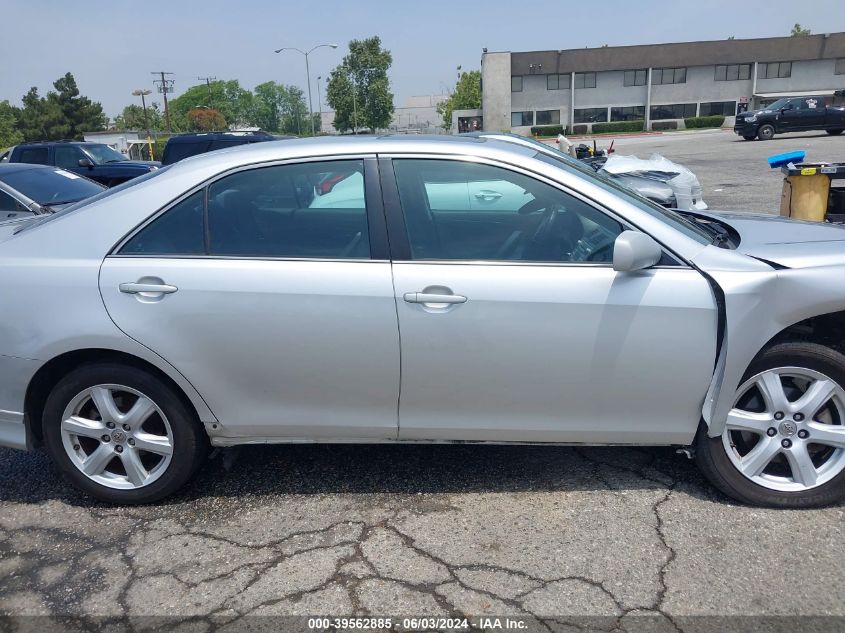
top-left (0, 163), bottom-right (57, 175)
top-left (18, 141), bottom-right (105, 147)
top-left (165, 131), bottom-right (276, 144)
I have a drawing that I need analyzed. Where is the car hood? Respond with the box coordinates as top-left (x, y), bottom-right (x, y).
top-left (0, 215), bottom-right (40, 243)
top-left (694, 210), bottom-right (845, 267)
top-left (107, 160), bottom-right (161, 169)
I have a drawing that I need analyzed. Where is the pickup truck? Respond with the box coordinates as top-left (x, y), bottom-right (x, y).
top-left (4, 141), bottom-right (160, 186)
top-left (734, 95), bottom-right (845, 140)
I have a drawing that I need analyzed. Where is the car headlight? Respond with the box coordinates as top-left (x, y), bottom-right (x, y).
top-left (148, 165), bottom-right (159, 171)
top-left (745, 115), bottom-right (757, 123)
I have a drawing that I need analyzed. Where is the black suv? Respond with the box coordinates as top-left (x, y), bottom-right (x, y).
top-left (6, 141), bottom-right (160, 186)
top-left (161, 131), bottom-right (286, 165)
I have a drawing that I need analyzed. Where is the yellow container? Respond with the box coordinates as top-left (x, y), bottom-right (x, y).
top-left (780, 172), bottom-right (831, 222)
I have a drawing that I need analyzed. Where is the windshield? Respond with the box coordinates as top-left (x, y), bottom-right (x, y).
top-left (533, 151), bottom-right (711, 244)
top-left (85, 144), bottom-right (128, 164)
top-left (763, 98), bottom-right (790, 111)
top-left (15, 166), bottom-right (170, 233)
top-left (0, 168), bottom-right (105, 205)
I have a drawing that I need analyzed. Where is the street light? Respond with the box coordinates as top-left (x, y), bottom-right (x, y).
top-left (274, 43), bottom-right (338, 136)
top-left (316, 75), bottom-right (323, 134)
top-left (131, 89), bottom-right (152, 139)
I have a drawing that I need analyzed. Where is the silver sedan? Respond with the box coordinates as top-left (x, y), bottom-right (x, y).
top-left (1, 136), bottom-right (845, 507)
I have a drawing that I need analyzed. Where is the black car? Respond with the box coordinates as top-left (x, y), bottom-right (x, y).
top-left (734, 95), bottom-right (845, 140)
top-left (0, 163), bottom-right (106, 220)
top-left (161, 131), bottom-right (285, 165)
top-left (7, 141), bottom-right (160, 186)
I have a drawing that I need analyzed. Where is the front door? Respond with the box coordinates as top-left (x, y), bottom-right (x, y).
top-left (100, 157), bottom-right (400, 441)
top-left (385, 157), bottom-right (717, 444)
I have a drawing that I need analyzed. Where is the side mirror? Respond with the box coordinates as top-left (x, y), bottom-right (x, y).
top-left (78, 158), bottom-right (94, 168)
top-left (612, 230), bottom-right (663, 272)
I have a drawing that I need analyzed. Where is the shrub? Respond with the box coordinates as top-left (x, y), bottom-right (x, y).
top-left (571, 124), bottom-right (589, 134)
top-left (651, 120), bottom-right (678, 131)
top-left (684, 115), bottom-right (725, 129)
top-left (530, 124), bottom-right (566, 137)
top-left (591, 120), bottom-right (644, 134)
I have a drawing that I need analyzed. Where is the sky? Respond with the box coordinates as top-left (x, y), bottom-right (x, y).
top-left (1, 0), bottom-right (843, 119)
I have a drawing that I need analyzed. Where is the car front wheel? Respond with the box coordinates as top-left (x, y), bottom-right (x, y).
top-left (43, 363), bottom-right (207, 504)
top-left (697, 342), bottom-right (845, 507)
top-left (757, 124), bottom-right (775, 141)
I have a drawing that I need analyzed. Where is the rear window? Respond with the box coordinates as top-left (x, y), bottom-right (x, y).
top-left (16, 147), bottom-right (49, 164)
top-left (162, 141), bottom-right (209, 165)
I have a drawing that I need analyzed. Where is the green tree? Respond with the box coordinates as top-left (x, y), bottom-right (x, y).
top-left (168, 79), bottom-right (255, 131)
top-left (0, 100), bottom-right (23, 148)
top-left (791, 23), bottom-right (811, 37)
top-left (113, 103), bottom-right (163, 132)
top-left (437, 69), bottom-right (481, 129)
top-left (253, 81), bottom-right (312, 134)
top-left (14, 74), bottom-right (106, 141)
top-left (326, 36), bottom-right (394, 133)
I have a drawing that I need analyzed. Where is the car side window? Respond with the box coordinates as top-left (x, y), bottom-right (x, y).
top-left (17, 147), bottom-right (49, 165)
top-left (120, 191), bottom-right (205, 255)
top-left (392, 159), bottom-right (624, 263)
top-left (0, 190), bottom-right (18, 212)
top-left (55, 146), bottom-right (86, 169)
top-left (206, 160), bottom-right (369, 258)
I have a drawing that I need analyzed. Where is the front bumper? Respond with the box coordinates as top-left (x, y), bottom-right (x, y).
top-left (734, 122), bottom-right (759, 136)
top-left (0, 354), bottom-right (40, 450)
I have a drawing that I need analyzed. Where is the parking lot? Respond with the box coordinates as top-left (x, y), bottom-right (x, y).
top-left (2, 129), bottom-right (845, 631)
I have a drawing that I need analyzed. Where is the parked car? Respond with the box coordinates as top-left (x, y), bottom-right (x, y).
top-left (466, 132), bottom-right (706, 210)
top-left (0, 163), bottom-right (106, 220)
top-left (7, 141), bottom-right (160, 186)
top-left (3, 136), bottom-right (845, 507)
top-left (161, 131), bottom-right (285, 165)
top-left (734, 95), bottom-right (845, 140)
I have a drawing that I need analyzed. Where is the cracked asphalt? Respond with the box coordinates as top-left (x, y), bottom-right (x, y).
top-left (1, 443), bottom-right (844, 631)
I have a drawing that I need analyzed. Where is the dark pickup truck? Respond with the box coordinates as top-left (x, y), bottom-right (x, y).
top-left (5, 141), bottom-right (160, 186)
top-left (734, 95), bottom-right (845, 140)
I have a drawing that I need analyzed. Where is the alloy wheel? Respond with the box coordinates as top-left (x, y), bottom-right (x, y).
top-left (723, 367), bottom-right (845, 492)
top-left (60, 384), bottom-right (174, 490)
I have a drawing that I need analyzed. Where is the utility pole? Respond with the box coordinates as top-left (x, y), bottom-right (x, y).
top-left (151, 71), bottom-right (175, 132)
top-left (316, 76), bottom-right (323, 134)
top-left (198, 76), bottom-right (216, 109)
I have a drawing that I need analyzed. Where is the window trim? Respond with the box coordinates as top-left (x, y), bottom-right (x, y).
top-left (574, 72), bottom-right (596, 89)
top-left (379, 153), bottom-right (686, 268)
top-left (623, 69), bottom-right (647, 87)
top-left (110, 154), bottom-right (390, 261)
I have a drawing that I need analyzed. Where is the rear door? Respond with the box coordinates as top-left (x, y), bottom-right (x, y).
top-left (383, 156), bottom-right (717, 444)
top-left (99, 156), bottom-right (400, 441)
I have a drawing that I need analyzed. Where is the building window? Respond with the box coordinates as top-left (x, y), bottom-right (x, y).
top-left (546, 74), bottom-right (570, 90)
top-left (715, 64), bottom-right (751, 81)
top-left (511, 111), bottom-right (533, 127)
top-left (699, 101), bottom-right (737, 116)
top-left (652, 67), bottom-right (687, 85)
top-left (835, 58), bottom-right (845, 75)
top-left (760, 62), bottom-right (792, 79)
top-left (574, 72), bottom-right (596, 89)
top-left (650, 103), bottom-right (696, 120)
top-left (610, 105), bottom-right (645, 121)
top-left (623, 69), bottom-right (647, 86)
top-left (511, 76), bottom-right (523, 92)
top-left (573, 107), bottom-right (607, 123)
top-left (535, 110), bottom-right (561, 125)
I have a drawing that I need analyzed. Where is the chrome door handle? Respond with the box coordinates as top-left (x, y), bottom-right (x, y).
top-left (119, 282), bottom-right (178, 294)
top-left (474, 190), bottom-right (502, 201)
top-left (404, 292), bottom-right (467, 304)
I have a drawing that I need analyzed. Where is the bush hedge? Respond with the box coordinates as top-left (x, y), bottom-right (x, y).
top-left (530, 124), bottom-right (566, 136)
top-left (683, 115), bottom-right (725, 129)
top-left (651, 121), bottom-right (678, 131)
top-left (571, 124), bottom-right (589, 135)
top-left (591, 120), bottom-right (644, 134)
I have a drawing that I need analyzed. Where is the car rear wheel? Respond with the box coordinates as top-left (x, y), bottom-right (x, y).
top-left (43, 363), bottom-right (207, 504)
top-left (697, 342), bottom-right (845, 507)
top-left (826, 129), bottom-right (844, 136)
top-left (757, 124), bottom-right (775, 141)
top-left (742, 135), bottom-right (756, 141)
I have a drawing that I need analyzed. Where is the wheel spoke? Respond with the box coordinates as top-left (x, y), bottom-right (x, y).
top-left (90, 387), bottom-right (122, 424)
top-left (133, 431), bottom-right (173, 456)
top-left (122, 396), bottom-right (156, 429)
top-left (80, 444), bottom-right (116, 476)
top-left (725, 409), bottom-right (771, 434)
top-left (792, 379), bottom-right (836, 418)
top-left (61, 415), bottom-right (106, 439)
top-left (785, 445), bottom-right (818, 487)
top-left (739, 436), bottom-right (781, 477)
top-left (805, 422), bottom-right (845, 449)
top-left (756, 372), bottom-right (789, 413)
top-left (120, 449), bottom-right (148, 486)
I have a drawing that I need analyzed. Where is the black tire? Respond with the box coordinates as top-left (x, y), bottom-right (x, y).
top-left (757, 124), bottom-right (775, 141)
top-left (43, 363), bottom-right (207, 504)
top-left (826, 129), bottom-right (844, 136)
top-left (742, 135), bottom-right (756, 141)
top-left (697, 342), bottom-right (845, 508)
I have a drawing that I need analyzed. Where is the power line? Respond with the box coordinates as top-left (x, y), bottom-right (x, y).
top-left (151, 71), bottom-right (175, 132)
